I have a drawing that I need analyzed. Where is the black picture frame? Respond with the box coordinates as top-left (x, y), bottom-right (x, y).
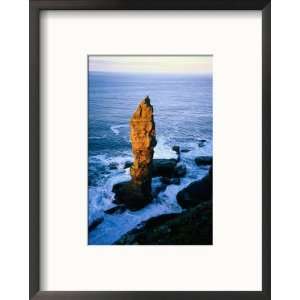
top-left (30, 1), bottom-right (271, 299)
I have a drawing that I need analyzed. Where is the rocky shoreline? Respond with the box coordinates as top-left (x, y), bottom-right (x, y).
top-left (90, 151), bottom-right (213, 244)
top-left (115, 200), bottom-right (212, 245)
top-left (91, 97), bottom-right (213, 244)
top-left (113, 162), bottom-right (212, 245)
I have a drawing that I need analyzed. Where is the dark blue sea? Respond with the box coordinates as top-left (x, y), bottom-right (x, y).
top-left (88, 72), bottom-right (213, 245)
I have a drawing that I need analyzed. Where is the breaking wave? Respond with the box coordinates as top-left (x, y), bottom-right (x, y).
top-left (110, 124), bottom-right (129, 135)
top-left (88, 137), bottom-right (211, 245)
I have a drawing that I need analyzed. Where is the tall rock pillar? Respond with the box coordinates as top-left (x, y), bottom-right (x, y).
top-left (130, 96), bottom-right (156, 194)
top-left (112, 96), bottom-right (156, 210)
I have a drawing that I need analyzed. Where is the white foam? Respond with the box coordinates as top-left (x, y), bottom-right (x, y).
top-left (110, 124), bottom-right (128, 135)
top-left (89, 160), bottom-right (209, 244)
top-left (89, 153), bottom-right (132, 169)
top-left (153, 136), bottom-right (177, 159)
top-left (88, 139), bottom-right (211, 244)
top-left (88, 135), bottom-right (107, 139)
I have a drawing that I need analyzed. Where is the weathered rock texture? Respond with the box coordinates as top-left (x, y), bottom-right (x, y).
top-left (130, 96), bottom-right (157, 189)
top-left (177, 166), bottom-right (212, 209)
top-left (112, 97), bottom-right (156, 211)
top-left (115, 200), bottom-right (212, 245)
top-left (195, 156), bottom-right (213, 166)
top-left (152, 159), bottom-right (177, 177)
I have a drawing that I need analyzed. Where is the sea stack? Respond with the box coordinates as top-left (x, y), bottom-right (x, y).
top-left (130, 96), bottom-right (157, 191)
top-left (112, 96), bottom-right (156, 210)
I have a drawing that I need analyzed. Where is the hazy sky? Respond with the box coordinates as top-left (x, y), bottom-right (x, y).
top-left (89, 56), bottom-right (212, 74)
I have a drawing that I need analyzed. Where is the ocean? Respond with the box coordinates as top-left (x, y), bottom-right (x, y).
top-left (88, 71), bottom-right (213, 245)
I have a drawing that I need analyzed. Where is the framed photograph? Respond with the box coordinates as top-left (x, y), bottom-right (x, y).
top-left (30, 0), bottom-right (270, 299)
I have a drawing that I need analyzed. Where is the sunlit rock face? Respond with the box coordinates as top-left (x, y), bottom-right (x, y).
top-left (112, 97), bottom-right (156, 211)
top-left (130, 96), bottom-right (157, 190)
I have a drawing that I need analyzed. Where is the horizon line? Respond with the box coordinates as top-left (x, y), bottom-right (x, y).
top-left (89, 70), bottom-right (213, 75)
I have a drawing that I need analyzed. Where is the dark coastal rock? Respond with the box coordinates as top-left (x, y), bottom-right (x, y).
top-left (198, 139), bottom-right (207, 147)
top-left (172, 146), bottom-right (181, 161)
top-left (160, 177), bottom-right (180, 185)
top-left (112, 180), bottom-right (153, 211)
top-left (195, 156), bottom-right (213, 166)
top-left (124, 161), bottom-right (133, 169)
top-left (174, 163), bottom-right (187, 177)
top-left (181, 148), bottom-right (191, 153)
top-left (172, 145), bottom-right (180, 154)
top-left (152, 158), bottom-right (177, 177)
top-left (160, 177), bottom-right (171, 185)
top-left (88, 217), bottom-right (104, 232)
top-left (115, 200), bottom-right (212, 245)
top-left (109, 162), bottom-right (118, 170)
top-left (176, 167), bottom-right (212, 209)
top-left (104, 205), bottom-right (127, 215)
